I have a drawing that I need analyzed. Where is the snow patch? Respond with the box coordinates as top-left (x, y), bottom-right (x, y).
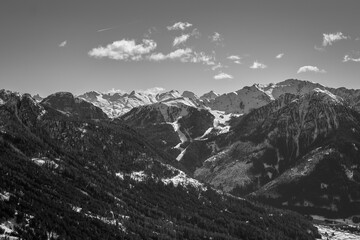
top-left (130, 171), bottom-right (147, 182)
top-left (176, 147), bottom-right (188, 161)
top-left (31, 157), bottom-right (59, 169)
top-left (0, 191), bottom-right (10, 201)
top-left (115, 172), bottom-right (124, 180)
top-left (315, 224), bottom-right (360, 240)
top-left (84, 212), bottom-right (127, 232)
top-left (161, 164), bottom-right (207, 191)
top-left (71, 205), bottom-right (82, 213)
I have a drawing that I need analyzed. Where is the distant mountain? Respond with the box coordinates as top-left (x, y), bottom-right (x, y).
top-left (203, 79), bottom-right (360, 115)
top-left (0, 89), bottom-right (320, 239)
top-left (76, 79), bottom-right (360, 119)
top-left (200, 90), bottom-right (219, 101)
top-left (195, 88), bottom-right (360, 217)
top-left (42, 92), bottom-right (108, 120)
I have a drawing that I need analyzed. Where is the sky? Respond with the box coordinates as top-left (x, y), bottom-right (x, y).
top-left (1, 0), bottom-right (360, 97)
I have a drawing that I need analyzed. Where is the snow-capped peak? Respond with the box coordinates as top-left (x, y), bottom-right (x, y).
top-left (310, 88), bottom-right (343, 104)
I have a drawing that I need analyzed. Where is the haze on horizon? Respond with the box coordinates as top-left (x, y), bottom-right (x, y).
top-left (1, 0), bottom-right (360, 97)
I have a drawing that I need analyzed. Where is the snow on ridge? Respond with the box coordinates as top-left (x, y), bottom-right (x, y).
top-left (84, 212), bottom-right (127, 232)
top-left (31, 157), bottom-right (59, 168)
top-left (161, 164), bottom-right (207, 191)
top-left (130, 171), bottom-right (147, 182)
top-left (0, 191), bottom-right (10, 201)
top-left (311, 88), bottom-right (343, 103)
top-left (115, 164), bottom-right (207, 192)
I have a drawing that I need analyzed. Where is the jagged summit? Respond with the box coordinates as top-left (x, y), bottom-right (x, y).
top-left (42, 91), bottom-right (107, 119)
top-left (200, 90), bottom-right (219, 101)
top-left (35, 79), bottom-right (360, 119)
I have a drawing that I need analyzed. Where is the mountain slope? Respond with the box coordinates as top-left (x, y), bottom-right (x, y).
top-left (195, 88), bottom-right (360, 217)
top-left (0, 89), bottom-right (320, 239)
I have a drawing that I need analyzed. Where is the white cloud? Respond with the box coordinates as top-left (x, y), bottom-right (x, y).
top-left (343, 55), bottom-right (360, 62)
top-left (137, 87), bottom-right (165, 95)
top-left (322, 32), bottom-right (349, 47)
top-left (59, 41), bottom-right (67, 47)
top-left (148, 48), bottom-right (215, 66)
top-left (173, 34), bottom-right (190, 46)
top-left (88, 39), bottom-right (157, 61)
top-left (276, 53), bottom-right (284, 59)
top-left (227, 55), bottom-right (241, 60)
top-left (210, 32), bottom-right (224, 45)
top-left (169, 48), bottom-right (192, 60)
top-left (167, 22), bottom-right (193, 31)
top-left (214, 72), bottom-right (233, 80)
top-left (297, 65), bottom-right (326, 73)
top-left (189, 52), bottom-right (215, 65)
top-left (211, 63), bottom-right (223, 70)
top-left (97, 27), bottom-right (115, 32)
top-left (147, 48), bottom-right (192, 61)
top-left (250, 61), bottom-right (267, 69)
top-left (234, 60), bottom-right (241, 64)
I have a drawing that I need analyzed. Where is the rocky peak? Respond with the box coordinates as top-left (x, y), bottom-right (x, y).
top-left (42, 92), bottom-right (107, 119)
top-left (156, 90), bottom-right (181, 102)
top-left (32, 94), bottom-right (44, 102)
top-left (182, 91), bottom-right (198, 100)
top-left (200, 90), bottom-right (219, 100)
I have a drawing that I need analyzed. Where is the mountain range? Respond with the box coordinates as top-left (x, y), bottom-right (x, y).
top-left (1, 78), bottom-right (360, 239)
top-left (77, 79), bottom-right (360, 218)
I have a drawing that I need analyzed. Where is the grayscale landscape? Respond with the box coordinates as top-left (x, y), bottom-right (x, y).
top-left (1, 1), bottom-right (360, 239)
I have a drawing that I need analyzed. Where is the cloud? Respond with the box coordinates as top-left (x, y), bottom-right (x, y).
top-left (148, 48), bottom-right (215, 66)
top-left (97, 27), bottom-right (115, 32)
top-left (147, 48), bottom-right (192, 61)
top-left (227, 55), bottom-right (241, 60)
top-left (211, 63), bottom-right (223, 70)
top-left (275, 53), bottom-right (284, 59)
top-left (227, 55), bottom-right (242, 64)
top-left (250, 61), bottom-right (267, 69)
top-left (167, 22), bottom-right (192, 31)
top-left (343, 54), bottom-right (360, 62)
top-left (59, 41), bottom-right (67, 47)
top-left (138, 87), bottom-right (166, 95)
top-left (297, 65), bottom-right (326, 73)
top-left (190, 52), bottom-right (216, 65)
top-left (214, 72), bottom-right (233, 80)
top-left (210, 32), bottom-right (224, 46)
top-left (88, 39), bottom-right (157, 61)
top-left (322, 32), bottom-right (349, 47)
top-left (173, 34), bottom-right (190, 46)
